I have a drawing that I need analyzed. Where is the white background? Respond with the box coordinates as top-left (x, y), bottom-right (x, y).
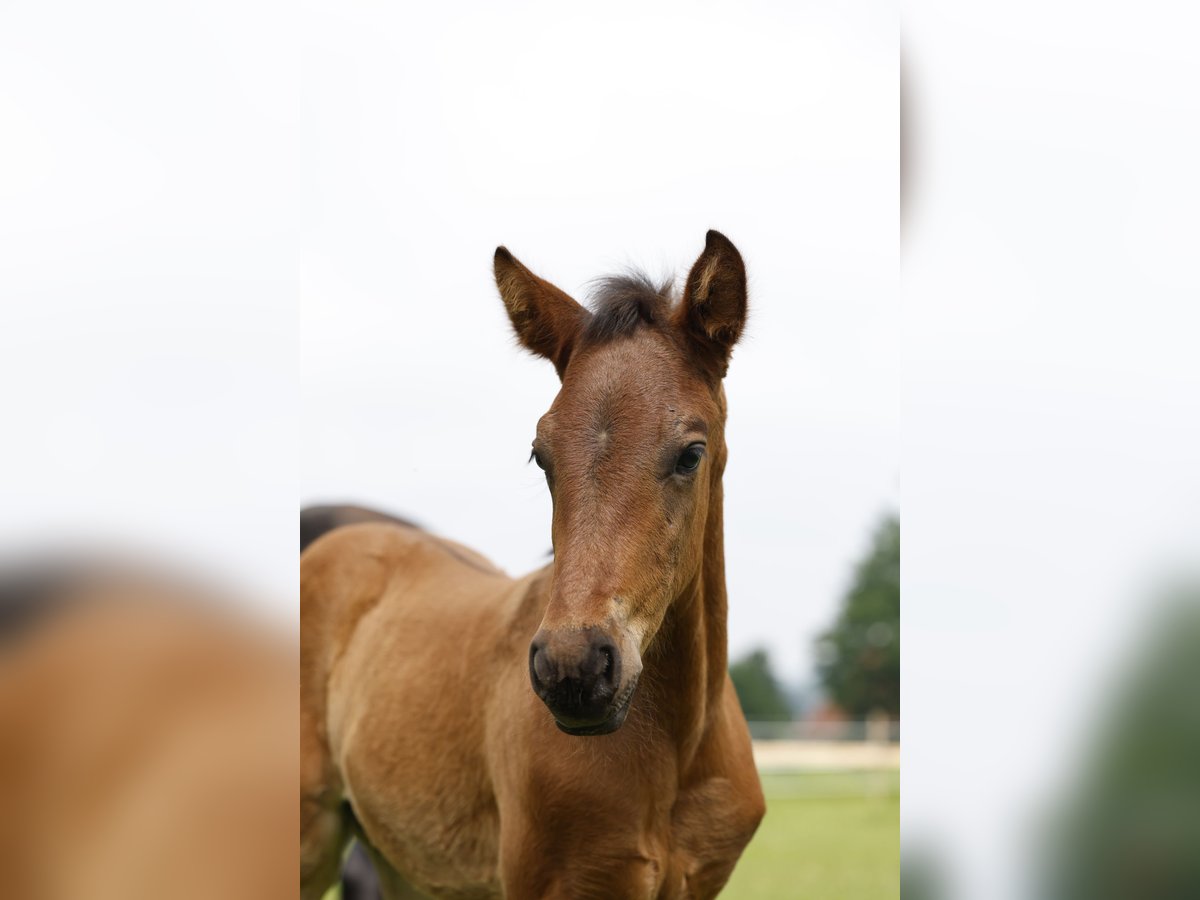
top-left (0, 1), bottom-right (299, 614)
top-left (301, 0), bottom-right (899, 686)
top-left (905, 2), bottom-right (1200, 898)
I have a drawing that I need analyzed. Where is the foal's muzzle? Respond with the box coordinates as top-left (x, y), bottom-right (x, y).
top-left (528, 626), bottom-right (634, 735)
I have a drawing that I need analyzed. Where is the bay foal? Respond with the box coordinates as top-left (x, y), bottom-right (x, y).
top-left (301, 231), bottom-right (765, 898)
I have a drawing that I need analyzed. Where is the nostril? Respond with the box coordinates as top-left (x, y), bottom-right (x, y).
top-left (529, 640), bottom-right (551, 688)
top-left (600, 645), bottom-right (615, 683)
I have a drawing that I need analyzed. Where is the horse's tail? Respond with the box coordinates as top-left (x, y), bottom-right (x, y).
top-left (340, 842), bottom-right (382, 900)
top-left (299, 504), bottom-right (421, 554)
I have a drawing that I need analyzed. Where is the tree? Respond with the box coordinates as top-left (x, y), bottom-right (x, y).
top-left (1041, 590), bottom-right (1200, 900)
top-left (729, 648), bottom-right (793, 721)
top-left (817, 513), bottom-right (900, 718)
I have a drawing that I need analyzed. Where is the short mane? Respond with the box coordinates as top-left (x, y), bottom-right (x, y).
top-left (581, 272), bottom-right (676, 344)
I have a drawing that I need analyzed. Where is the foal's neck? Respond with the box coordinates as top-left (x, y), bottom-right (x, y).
top-left (645, 477), bottom-right (729, 763)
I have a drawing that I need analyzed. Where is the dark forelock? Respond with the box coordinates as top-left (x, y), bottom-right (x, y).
top-left (580, 271), bottom-right (676, 345)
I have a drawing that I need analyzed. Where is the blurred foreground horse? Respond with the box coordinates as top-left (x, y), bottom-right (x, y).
top-left (0, 562), bottom-right (295, 899)
top-left (300, 232), bottom-right (765, 899)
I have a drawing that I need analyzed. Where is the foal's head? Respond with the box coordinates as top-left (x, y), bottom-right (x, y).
top-left (494, 231), bottom-right (748, 735)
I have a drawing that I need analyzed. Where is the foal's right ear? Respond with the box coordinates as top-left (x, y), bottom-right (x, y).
top-left (494, 248), bottom-right (589, 378)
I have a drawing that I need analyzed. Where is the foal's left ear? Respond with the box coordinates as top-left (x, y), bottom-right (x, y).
top-left (675, 230), bottom-right (748, 377)
top-left (494, 247), bottom-right (589, 378)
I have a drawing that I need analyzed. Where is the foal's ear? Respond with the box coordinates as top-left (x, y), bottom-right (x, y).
top-left (675, 230), bottom-right (748, 377)
top-left (494, 247), bottom-right (589, 378)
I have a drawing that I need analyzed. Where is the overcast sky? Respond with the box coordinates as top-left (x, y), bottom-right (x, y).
top-left (301, 0), bottom-right (898, 685)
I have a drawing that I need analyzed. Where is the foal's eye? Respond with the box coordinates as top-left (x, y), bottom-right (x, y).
top-left (675, 444), bottom-right (705, 475)
top-left (530, 448), bottom-right (546, 470)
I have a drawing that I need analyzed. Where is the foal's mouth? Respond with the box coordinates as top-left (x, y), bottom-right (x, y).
top-left (553, 674), bottom-right (639, 737)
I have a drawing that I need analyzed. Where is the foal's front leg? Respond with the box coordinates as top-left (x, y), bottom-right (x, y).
top-left (498, 806), bottom-right (667, 900)
top-left (667, 774), bottom-right (765, 899)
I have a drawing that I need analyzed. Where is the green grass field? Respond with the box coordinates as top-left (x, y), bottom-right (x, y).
top-left (323, 770), bottom-right (898, 899)
top-left (722, 770), bottom-right (899, 900)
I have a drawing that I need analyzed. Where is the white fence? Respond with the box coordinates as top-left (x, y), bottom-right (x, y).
top-left (747, 720), bottom-right (900, 772)
top-left (747, 718), bottom-right (900, 743)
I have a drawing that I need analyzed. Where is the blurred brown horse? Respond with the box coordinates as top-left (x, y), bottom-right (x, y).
top-left (0, 563), bottom-right (296, 900)
top-left (300, 232), bottom-right (765, 899)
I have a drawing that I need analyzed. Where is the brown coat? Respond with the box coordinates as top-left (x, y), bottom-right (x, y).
top-left (300, 232), bottom-right (765, 899)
